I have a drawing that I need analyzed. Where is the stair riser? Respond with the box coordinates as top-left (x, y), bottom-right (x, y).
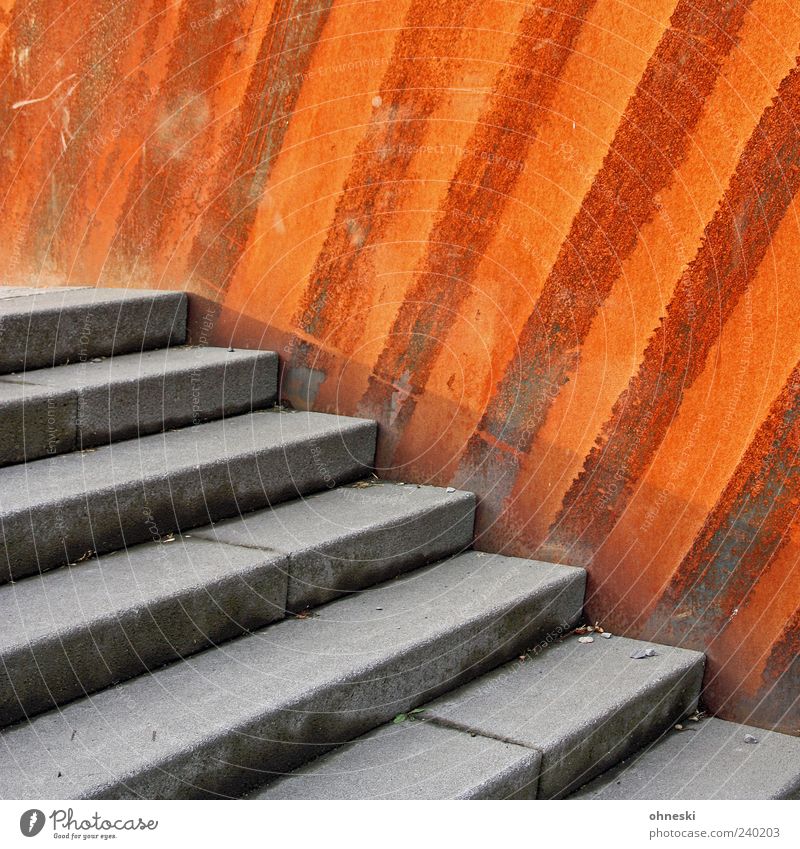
top-left (195, 494), bottom-right (477, 612)
top-left (1, 426), bottom-right (376, 583)
top-left (82, 579), bottom-right (585, 798)
top-left (0, 292), bottom-right (187, 374)
top-left (0, 389), bottom-right (75, 465)
top-left (0, 353), bottom-right (278, 466)
top-left (285, 505), bottom-right (475, 610)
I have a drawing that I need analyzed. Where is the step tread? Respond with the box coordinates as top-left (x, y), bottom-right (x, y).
top-left (0, 552), bottom-right (584, 799)
top-left (572, 717), bottom-right (800, 800)
top-left (423, 632), bottom-right (705, 798)
top-left (0, 345), bottom-right (275, 390)
top-left (0, 482), bottom-right (475, 724)
top-left (253, 719), bottom-right (540, 800)
top-left (0, 483), bottom-right (471, 648)
top-left (0, 409), bottom-right (372, 508)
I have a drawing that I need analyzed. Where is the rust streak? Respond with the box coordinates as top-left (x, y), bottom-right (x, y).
top-left (186, 0), bottom-right (334, 297)
top-left (357, 0), bottom-right (597, 455)
top-left (457, 0), bottom-right (753, 501)
top-left (550, 57), bottom-right (800, 571)
top-left (284, 0), bottom-right (478, 399)
top-left (646, 360), bottom-right (800, 653)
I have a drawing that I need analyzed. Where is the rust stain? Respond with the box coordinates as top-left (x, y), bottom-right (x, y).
top-left (550, 58), bottom-right (800, 573)
top-left (356, 0), bottom-right (597, 456)
top-left (284, 0), bottom-right (479, 403)
top-left (185, 0), bottom-right (334, 298)
top-left (457, 0), bottom-right (753, 506)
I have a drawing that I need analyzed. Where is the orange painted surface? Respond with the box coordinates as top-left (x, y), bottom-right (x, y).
top-left (0, 0), bottom-right (798, 733)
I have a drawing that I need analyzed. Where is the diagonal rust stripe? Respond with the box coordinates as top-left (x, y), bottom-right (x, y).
top-left (550, 57), bottom-right (800, 561)
top-left (284, 0), bottom-right (478, 397)
top-left (355, 0), bottom-right (597, 450)
top-left (187, 0), bottom-right (334, 297)
top-left (646, 360), bottom-right (800, 650)
top-left (754, 606), bottom-right (800, 733)
top-left (457, 0), bottom-right (753, 494)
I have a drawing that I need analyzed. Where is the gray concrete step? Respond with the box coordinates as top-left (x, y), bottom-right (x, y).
top-left (252, 719), bottom-right (540, 800)
top-left (0, 346), bottom-right (278, 465)
top-left (0, 409), bottom-right (376, 583)
top-left (572, 717), bottom-right (800, 800)
top-left (0, 483), bottom-right (475, 726)
top-left (422, 632), bottom-right (704, 798)
top-left (0, 552), bottom-right (585, 799)
top-left (193, 481), bottom-right (475, 610)
top-left (266, 631), bottom-right (704, 799)
top-left (0, 287), bottom-right (187, 373)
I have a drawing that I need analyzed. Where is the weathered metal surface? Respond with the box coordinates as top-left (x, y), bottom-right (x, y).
top-left (0, 0), bottom-right (798, 733)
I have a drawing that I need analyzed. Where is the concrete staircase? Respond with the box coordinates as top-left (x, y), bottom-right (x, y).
top-left (0, 286), bottom-right (796, 800)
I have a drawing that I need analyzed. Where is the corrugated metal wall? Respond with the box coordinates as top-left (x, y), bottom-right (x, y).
top-left (1, 0), bottom-right (798, 733)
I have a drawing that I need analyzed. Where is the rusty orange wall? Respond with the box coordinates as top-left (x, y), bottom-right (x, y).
top-left (1, 0), bottom-right (798, 734)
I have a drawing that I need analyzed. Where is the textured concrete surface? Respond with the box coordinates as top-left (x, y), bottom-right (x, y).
top-left (0, 347), bottom-right (278, 464)
top-left (253, 719), bottom-right (540, 800)
top-left (0, 408), bottom-right (376, 582)
top-left (0, 288), bottom-right (187, 373)
top-left (0, 538), bottom-right (288, 726)
top-left (0, 379), bottom-right (76, 465)
top-left (572, 717), bottom-right (800, 800)
top-left (194, 482), bottom-right (475, 608)
top-left (0, 552), bottom-right (584, 799)
top-left (424, 634), bottom-right (705, 798)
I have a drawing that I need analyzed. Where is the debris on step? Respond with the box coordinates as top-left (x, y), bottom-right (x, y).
top-left (578, 636), bottom-right (594, 644)
top-left (744, 734), bottom-right (759, 744)
top-left (630, 647), bottom-right (657, 659)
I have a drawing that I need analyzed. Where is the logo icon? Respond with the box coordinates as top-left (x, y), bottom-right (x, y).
top-left (19, 810), bottom-right (45, 837)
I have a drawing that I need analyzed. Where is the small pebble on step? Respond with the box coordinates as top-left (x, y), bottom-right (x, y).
top-left (630, 647), bottom-right (657, 659)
